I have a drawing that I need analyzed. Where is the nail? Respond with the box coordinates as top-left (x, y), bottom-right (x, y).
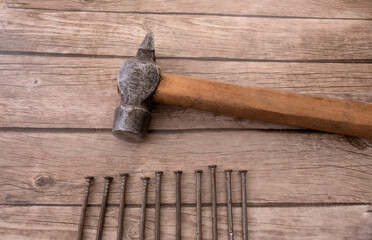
top-left (77, 176), bottom-right (94, 240)
top-left (155, 171), bottom-right (163, 240)
top-left (174, 170), bottom-right (183, 240)
top-left (139, 177), bottom-right (150, 240)
top-left (225, 169), bottom-right (234, 240)
top-left (96, 176), bottom-right (113, 240)
top-left (195, 170), bottom-right (203, 240)
top-left (208, 165), bottom-right (218, 240)
top-left (117, 173), bottom-right (129, 240)
top-left (239, 170), bottom-right (248, 240)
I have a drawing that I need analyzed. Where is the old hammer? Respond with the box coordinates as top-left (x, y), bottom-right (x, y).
top-left (112, 32), bottom-right (372, 142)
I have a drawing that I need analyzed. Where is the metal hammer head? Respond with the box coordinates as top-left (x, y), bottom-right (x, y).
top-left (112, 31), bottom-right (160, 142)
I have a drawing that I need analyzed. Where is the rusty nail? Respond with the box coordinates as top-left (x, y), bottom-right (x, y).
top-left (139, 177), bottom-right (150, 240)
top-left (239, 170), bottom-right (248, 240)
top-left (155, 171), bottom-right (163, 240)
top-left (117, 173), bottom-right (129, 240)
top-left (96, 176), bottom-right (113, 240)
top-left (225, 169), bottom-right (234, 240)
top-left (208, 165), bottom-right (218, 240)
top-left (174, 170), bottom-right (183, 240)
top-left (195, 170), bottom-right (203, 240)
top-left (77, 176), bottom-right (94, 240)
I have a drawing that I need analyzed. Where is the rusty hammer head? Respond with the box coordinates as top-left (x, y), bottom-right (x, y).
top-left (112, 32), bottom-right (160, 142)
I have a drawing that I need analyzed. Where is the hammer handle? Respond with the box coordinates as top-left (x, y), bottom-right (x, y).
top-left (153, 73), bottom-right (372, 139)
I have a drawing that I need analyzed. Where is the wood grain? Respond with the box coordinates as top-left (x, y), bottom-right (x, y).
top-left (155, 73), bottom-right (372, 138)
top-left (5, 0), bottom-right (372, 19)
top-left (1, 9), bottom-right (372, 60)
top-left (0, 2), bottom-right (372, 239)
top-left (0, 130), bottom-right (371, 205)
top-left (0, 54), bottom-right (371, 129)
top-left (0, 205), bottom-right (370, 240)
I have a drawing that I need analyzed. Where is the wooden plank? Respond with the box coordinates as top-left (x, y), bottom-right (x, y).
top-left (5, 0), bottom-right (372, 19)
top-left (1, 9), bottom-right (371, 60)
top-left (0, 130), bottom-right (371, 205)
top-left (0, 205), bottom-right (370, 239)
top-left (0, 54), bottom-right (371, 129)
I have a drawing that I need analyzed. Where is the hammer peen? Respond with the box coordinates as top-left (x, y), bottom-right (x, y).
top-left (112, 31), bottom-right (372, 142)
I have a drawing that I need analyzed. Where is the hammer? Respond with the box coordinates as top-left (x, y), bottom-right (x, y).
top-left (113, 32), bottom-right (372, 142)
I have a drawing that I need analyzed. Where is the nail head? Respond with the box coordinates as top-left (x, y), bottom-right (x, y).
top-left (103, 176), bottom-right (113, 181)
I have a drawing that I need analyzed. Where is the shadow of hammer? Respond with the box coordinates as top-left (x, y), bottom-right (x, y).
top-left (112, 31), bottom-right (372, 142)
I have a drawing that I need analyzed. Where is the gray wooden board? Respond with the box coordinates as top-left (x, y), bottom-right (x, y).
top-left (0, 205), bottom-right (370, 240)
top-left (1, 9), bottom-right (371, 60)
top-left (0, 55), bottom-right (371, 129)
top-left (5, 0), bottom-right (372, 19)
top-left (0, 130), bottom-right (371, 205)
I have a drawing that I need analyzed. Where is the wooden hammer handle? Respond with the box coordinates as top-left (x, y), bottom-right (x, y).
top-left (153, 73), bottom-right (372, 139)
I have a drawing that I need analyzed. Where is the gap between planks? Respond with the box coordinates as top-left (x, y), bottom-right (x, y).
top-left (0, 202), bottom-right (370, 208)
top-left (2, 50), bottom-right (372, 63)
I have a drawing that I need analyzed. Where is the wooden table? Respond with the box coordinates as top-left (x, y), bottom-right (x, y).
top-left (0, 1), bottom-right (371, 239)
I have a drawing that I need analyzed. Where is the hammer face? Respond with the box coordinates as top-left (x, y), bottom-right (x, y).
top-left (113, 104), bottom-right (152, 143)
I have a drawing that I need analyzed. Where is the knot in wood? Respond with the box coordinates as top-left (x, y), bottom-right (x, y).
top-left (33, 174), bottom-right (54, 189)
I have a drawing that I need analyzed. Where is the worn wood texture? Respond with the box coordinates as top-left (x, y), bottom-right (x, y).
top-left (0, 1), bottom-right (371, 239)
top-left (0, 205), bottom-right (370, 240)
top-left (5, 0), bottom-right (372, 19)
top-left (1, 131), bottom-right (371, 205)
top-left (0, 55), bottom-right (371, 129)
top-left (1, 9), bottom-right (372, 60)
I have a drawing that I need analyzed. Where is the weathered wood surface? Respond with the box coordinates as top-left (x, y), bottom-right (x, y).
top-left (1, 9), bottom-right (372, 60)
top-left (1, 131), bottom-right (371, 205)
top-left (0, 55), bottom-right (371, 129)
top-left (5, 0), bottom-right (372, 19)
top-left (0, 1), bottom-right (371, 239)
top-left (0, 205), bottom-right (370, 240)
